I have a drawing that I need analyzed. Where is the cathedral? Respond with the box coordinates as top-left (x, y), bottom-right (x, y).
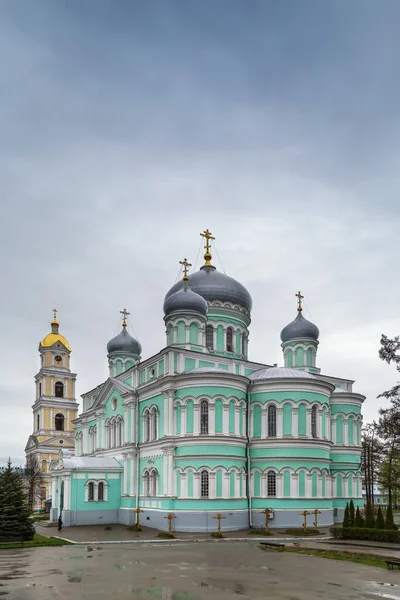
top-left (26, 230), bottom-right (364, 531)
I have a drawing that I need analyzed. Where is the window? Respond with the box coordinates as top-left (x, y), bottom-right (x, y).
top-left (206, 325), bottom-right (214, 350)
top-left (311, 406), bottom-right (317, 438)
top-left (41, 460), bottom-right (47, 473)
top-left (226, 327), bottom-right (233, 352)
top-left (151, 408), bottom-right (158, 440)
top-left (98, 482), bottom-right (104, 501)
top-left (144, 410), bottom-right (150, 442)
top-left (200, 400), bottom-right (209, 434)
top-left (39, 383), bottom-right (42, 397)
top-left (268, 405), bottom-right (277, 437)
top-left (151, 470), bottom-right (157, 497)
top-left (88, 481), bottom-right (95, 501)
top-left (55, 413), bottom-right (65, 431)
top-left (267, 471), bottom-right (276, 497)
top-left (55, 381), bottom-right (64, 398)
top-left (36, 414), bottom-right (40, 431)
top-left (201, 470), bottom-right (209, 498)
top-left (143, 471), bottom-right (150, 496)
top-left (40, 487), bottom-right (46, 501)
top-left (242, 334), bottom-right (246, 356)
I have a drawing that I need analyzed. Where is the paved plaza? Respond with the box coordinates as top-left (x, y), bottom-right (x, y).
top-left (1, 540), bottom-right (400, 600)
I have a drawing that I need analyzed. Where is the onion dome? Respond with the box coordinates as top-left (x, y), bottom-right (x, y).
top-left (164, 285), bottom-right (207, 317)
top-left (107, 309), bottom-right (142, 356)
top-left (280, 291), bottom-right (319, 343)
top-left (41, 309), bottom-right (71, 351)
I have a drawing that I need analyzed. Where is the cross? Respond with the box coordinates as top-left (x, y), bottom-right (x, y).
top-left (260, 508), bottom-right (273, 533)
top-left (120, 308), bottom-right (130, 327)
top-left (212, 513), bottom-right (226, 534)
top-left (300, 510), bottom-right (311, 532)
top-left (179, 258), bottom-right (192, 282)
top-left (52, 308), bottom-right (58, 321)
top-left (200, 229), bottom-right (215, 267)
top-left (133, 507), bottom-right (143, 528)
top-left (312, 508), bottom-right (321, 529)
top-left (295, 291), bottom-right (304, 312)
top-left (164, 512), bottom-right (177, 534)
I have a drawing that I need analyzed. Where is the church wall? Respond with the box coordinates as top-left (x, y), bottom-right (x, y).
top-left (175, 386), bottom-right (246, 400)
top-left (250, 390), bottom-right (330, 404)
top-left (331, 403), bottom-right (362, 415)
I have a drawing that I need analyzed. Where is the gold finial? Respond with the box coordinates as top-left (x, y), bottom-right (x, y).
top-left (51, 308), bottom-right (58, 324)
top-left (200, 228), bottom-right (215, 267)
top-left (120, 308), bottom-right (130, 327)
top-left (179, 258), bottom-right (192, 281)
top-left (295, 291), bottom-right (304, 312)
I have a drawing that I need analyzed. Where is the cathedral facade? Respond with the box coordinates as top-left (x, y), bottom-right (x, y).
top-left (44, 231), bottom-right (363, 531)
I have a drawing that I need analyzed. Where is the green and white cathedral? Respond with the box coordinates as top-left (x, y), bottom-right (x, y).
top-left (49, 231), bottom-right (364, 531)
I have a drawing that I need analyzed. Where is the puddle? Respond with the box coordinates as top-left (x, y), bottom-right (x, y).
top-left (68, 576), bottom-right (82, 583)
top-left (132, 588), bottom-right (198, 600)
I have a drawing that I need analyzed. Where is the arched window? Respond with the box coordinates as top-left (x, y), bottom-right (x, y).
top-left (201, 470), bottom-right (209, 498)
top-left (267, 471), bottom-right (276, 497)
top-left (39, 383), bottom-right (42, 397)
top-left (143, 471), bottom-right (150, 496)
top-left (55, 382), bottom-right (64, 398)
top-left (200, 400), bottom-right (209, 434)
top-left (226, 327), bottom-right (233, 352)
top-left (143, 410), bottom-right (150, 442)
top-left (40, 487), bottom-right (46, 501)
top-left (88, 481), bottom-right (95, 501)
top-left (206, 325), bottom-right (214, 350)
top-left (41, 460), bottom-right (47, 473)
top-left (36, 414), bottom-right (40, 431)
top-left (98, 481), bottom-right (104, 501)
top-left (151, 408), bottom-right (158, 440)
top-left (311, 406), bottom-right (317, 438)
top-left (55, 413), bottom-right (64, 431)
top-left (268, 405), bottom-right (277, 437)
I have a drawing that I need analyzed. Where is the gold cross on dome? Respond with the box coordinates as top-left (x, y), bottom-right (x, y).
top-left (179, 258), bottom-right (192, 281)
top-left (295, 291), bottom-right (304, 312)
top-left (200, 229), bottom-right (215, 267)
top-left (52, 308), bottom-right (58, 323)
top-left (120, 308), bottom-right (130, 327)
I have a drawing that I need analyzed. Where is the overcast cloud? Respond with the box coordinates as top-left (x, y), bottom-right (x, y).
top-left (1, 0), bottom-right (400, 464)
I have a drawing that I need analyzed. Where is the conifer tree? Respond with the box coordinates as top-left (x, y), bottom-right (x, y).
top-left (349, 499), bottom-right (355, 526)
top-left (0, 460), bottom-right (35, 541)
top-left (376, 505), bottom-right (385, 529)
top-left (355, 506), bottom-right (363, 528)
top-left (364, 502), bottom-right (376, 529)
top-left (385, 503), bottom-right (398, 530)
top-left (342, 502), bottom-right (350, 528)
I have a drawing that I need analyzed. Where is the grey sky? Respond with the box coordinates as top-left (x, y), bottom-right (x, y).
top-left (1, 0), bottom-right (399, 464)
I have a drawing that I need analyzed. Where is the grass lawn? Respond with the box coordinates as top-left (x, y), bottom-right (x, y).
top-left (0, 533), bottom-right (72, 550)
top-left (285, 546), bottom-right (389, 569)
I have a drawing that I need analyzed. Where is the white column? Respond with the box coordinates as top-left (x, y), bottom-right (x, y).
top-left (194, 405), bottom-right (200, 435)
top-left (261, 473), bottom-right (267, 498)
top-left (130, 403), bottom-right (136, 443)
top-left (223, 473), bottom-right (230, 498)
top-left (292, 408), bottom-right (299, 438)
top-left (82, 423), bottom-right (88, 454)
top-left (223, 405), bottom-right (229, 435)
top-left (181, 405), bottom-right (187, 434)
top-left (123, 454), bottom-right (128, 495)
top-left (185, 324), bottom-right (190, 344)
top-left (291, 474), bottom-right (299, 499)
top-left (306, 473), bottom-right (312, 497)
top-left (343, 419), bottom-right (348, 446)
top-left (124, 406), bottom-right (129, 444)
top-left (234, 473), bottom-right (240, 498)
top-left (164, 392), bottom-right (169, 437)
top-left (331, 417), bottom-right (336, 443)
top-left (234, 406), bottom-right (240, 435)
top-left (325, 411), bottom-right (330, 440)
top-left (306, 408), bottom-right (312, 437)
top-left (209, 473), bottom-right (216, 499)
top-left (276, 473), bottom-right (283, 497)
top-left (317, 475), bottom-right (322, 498)
top-left (63, 476), bottom-right (71, 510)
top-left (51, 478), bottom-right (56, 502)
top-left (168, 450), bottom-right (174, 496)
top-left (169, 396), bottom-right (174, 435)
top-left (343, 477), bottom-right (348, 498)
top-left (180, 473), bottom-right (188, 498)
top-left (163, 451), bottom-right (168, 495)
top-left (129, 453), bottom-right (136, 496)
top-left (194, 473), bottom-right (201, 498)
top-left (209, 405), bottom-right (215, 435)
top-left (277, 407), bottom-right (283, 438)
top-left (317, 409), bottom-right (323, 439)
top-left (261, 407), bottom-right (267, 438)
top-left (212, 327), bottom-right (217, 350)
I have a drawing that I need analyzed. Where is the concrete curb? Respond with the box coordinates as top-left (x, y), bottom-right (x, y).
top-left (53, 535), bottom-right (332, 546)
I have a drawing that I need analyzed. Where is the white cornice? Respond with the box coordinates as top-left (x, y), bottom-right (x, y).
top-left (250, 380), bottom-right (334, 396)
top-left (250, 439), bottom-right (332, 451)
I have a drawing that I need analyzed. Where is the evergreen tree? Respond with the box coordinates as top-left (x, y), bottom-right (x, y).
top-left (385, 503), bottom-right (398, 530)
top-left (376, 505), bottom-right (385, 529)
top-left (355, 506), bottom-right (363, 528)
top-left (0, 460), bottom-right (35, 541)
top-left (349, 499), bottom-right (355, 526)
top-left (364, 502), bottom-right (376, 529)
top-left (342, 502), bottom-right (350, 528)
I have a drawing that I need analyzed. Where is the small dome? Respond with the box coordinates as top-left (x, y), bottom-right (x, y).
top-left (164, 266), bottom-right (252, 312)
top-left (107, 327), bottom-right (142, 356)
top-left (280, 311), bottom-right (319, 343)
top-left (163, 285), bottom-right (207, 317)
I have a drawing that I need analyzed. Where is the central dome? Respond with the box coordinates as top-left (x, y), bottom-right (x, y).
top-left (164, 266), bottom-right (252, 312)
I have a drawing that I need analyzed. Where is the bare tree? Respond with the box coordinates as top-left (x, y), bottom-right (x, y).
top-left (361, 422), bottom-right (383, 505)
top-left (24, 455), bottom-right (43, 511)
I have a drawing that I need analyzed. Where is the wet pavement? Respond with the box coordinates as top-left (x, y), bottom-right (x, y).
top-left (1, 540), bottom-right (400, 599)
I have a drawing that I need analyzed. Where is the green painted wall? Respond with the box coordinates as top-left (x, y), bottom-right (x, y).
top-left (251, 391), bottom-right (330, 405)
top-left (71, 473), bottom-right (122, 511)
top-left (299, 471), bottom-right (305, 497)
top-left (185, 358), bottom-right (196, 371)
top-left (216, 470), bottom-right (223, 497)
top-left (189, 323), bottom-right (198, 345)
top-left (215, 400), bottom-right (223, 433)
top-left (283, 403), bottom-right (292, 435)
top-left (284, 471), bottom-right (290, 496)
top-left (336, 416), bottom-right (343, 443)
top-left (253, 405), bottom-right (261, 437)
top-left (331, 404), bottom-right (361, 415)
top-left (298, 403), bottom-right (306, 435)
top-left (229, 400), bottom-right (235, 433)
top-left (216, 325), bottom-right (224, 351)
top-left (175, 387), bottom-right (245, 400)
top-left (198, 361), bottom-right (215, 368)
top-left (186, 400), bottom-right (194, 433)
top-left (177, 321), bottom-right (185, 344)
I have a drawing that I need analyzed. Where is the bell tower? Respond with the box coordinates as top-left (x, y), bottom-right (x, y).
top-left (25, 310), bottom-right (79, 509)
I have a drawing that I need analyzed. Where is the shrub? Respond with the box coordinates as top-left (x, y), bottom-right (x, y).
top-left (349, 500), bottom-right (355, 526)
top-left (364, 502), bottom-right (375, 529)
top-left (210, 532), bottom-right (223, 538)
top-left (330, 526), bottom-right (400, 543)
top-left (342, 503), bottom-right (350, 528)
top-left (376, 506), bottom-right (385, 530)
top-left (355, 506), bottom-right (363, 528)
top-left (385, 504), bottom-right (398, 530)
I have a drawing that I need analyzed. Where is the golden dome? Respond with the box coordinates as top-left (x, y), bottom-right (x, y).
top-left (40, 309), bottom-right (71, 351)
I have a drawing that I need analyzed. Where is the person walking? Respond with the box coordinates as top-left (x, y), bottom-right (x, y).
top-left (57, 515), bottom-right (63, 531)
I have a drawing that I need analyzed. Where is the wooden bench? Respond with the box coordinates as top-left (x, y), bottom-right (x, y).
top-left (386, 560), bottom-right (400, 570)
top-left (259, 541), bottom-right (285, 552)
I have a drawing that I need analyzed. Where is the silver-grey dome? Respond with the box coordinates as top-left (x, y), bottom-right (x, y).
top-left (107, 327), bottom-right (142, 356)
top-left (280, 311), bottom-right (319, 343)
top-left (164, 266), bottom-right (252, 312)
top-left (163, 285), bottom-right (207, 317)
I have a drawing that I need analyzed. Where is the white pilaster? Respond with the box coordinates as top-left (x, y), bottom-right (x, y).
top-left (51, 478), bottom-right (56, 502)
top-left (194, 405), bottom-right (200, 435)
top-left (317, 409), bottom-right (323, 439)
top-left (209, 472), bottom-right (216, 499)
top-left (261, 407), bottom-right (267, 438)
top-left (180, 473), bottom-right (187, 498)
top-left (306, 408), bottom-right (312, 437)
top-left (276, 473), bottom-right (283, 497)
top-left (292, 474), bottom-right (299, 499)
top-left (209, 405), bottom-right (215, 435)
top-left (235, 406), bottom-right (240, 435)
top-left (343, 419), bottom-right (348, 446)
top-left (317, 475), bottom-right (322, 497)
top-left (223, 473), bottom-right (230, 498)
top-left (82, 423), bottom-right (88, 454)
top-left (305, 473), bottom-right (312, 497)
top-left (181, 405), bottom-right (186, 434)
top-left (124, 406), bottom-right (129, 444)
top-left (168, 449), bottom-right (174, 496)
top-left (261, 473), bottom-right (267, 497)
top-left (129, 454), bottom-right (136, 496)
top-left (325, 411), bottom-right (330, 440)
top-left (63, 476), bottom-right (71, 510)
top-left (234, 472), bottom-right (240, 498)
top-left (123, 454), bottom-right (128, 495)
top-left (292, 408), bottom-right (299, 438)
top-left (194, 472), bottom-right (201, 499)
top-left (331, 417), bottom-right (336, 443)
top-left (277, 407), bottom-right (283, 438)
top-left (223, 405), bottom-right (229, 435)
